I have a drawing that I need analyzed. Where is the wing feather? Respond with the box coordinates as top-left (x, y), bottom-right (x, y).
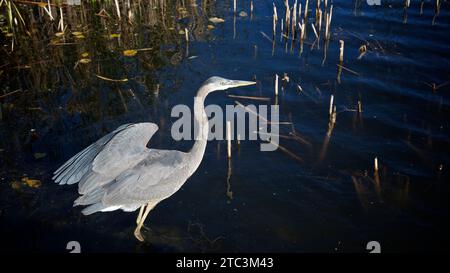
top-left (102, 150), bottom-right (189, 206)
top-left (53, 123), bottom-right (158, 188)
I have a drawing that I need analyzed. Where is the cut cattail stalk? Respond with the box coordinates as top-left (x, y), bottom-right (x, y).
top-left (285, 0), bottom-right (290, 37)
top-left (305, 0), bottom-right (309, 19)
top-left (331, 106), bottom-right (337, 124)
top-left (325, 5), bottom-right (333, 40)
top-left (114, 0), bottom-right (121, 19)
top-left (315, 0), bottom-right (321, 21)
top-left (339, 40), bottom-right (344, 63)
top-left (275, 74), bottom-right (279, 96)
top-left (329, 94), bottom-right (334, 117)
top-left (227, 121), bottom-right (232, 158)
top-left (292, 0), bottom-right (297, 39)
top-left (273, 3), bottom-right (278, 22)
top-left (311, 23), bottom-right (318, 39)
top-left (58, 6), bottom-right (64, 32)
top-left (273, 15), bottom-right (276, 35)
top-left (43, 0), bottom-right (54, 20)
top-left (329, 5), bottom-right (333, 23)
top-left (299, 20), bottom-right (306, 40)
top-left (318, 9), bottom-right (322, 31)
top-left (374, 157), bottom-right (379, 172)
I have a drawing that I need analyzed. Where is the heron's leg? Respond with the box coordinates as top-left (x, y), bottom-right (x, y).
top-left (136, 204), bottom-right (146, 224)
top-left (134, 201), bottom-right (155, 242)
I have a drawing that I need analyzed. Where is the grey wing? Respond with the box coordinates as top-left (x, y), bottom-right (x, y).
top-left (100, 149), bottom-right (189, 208)
top-left (52, 123), bottom-right (159, 192)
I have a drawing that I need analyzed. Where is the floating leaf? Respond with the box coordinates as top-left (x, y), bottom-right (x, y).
top-left (123, 49), bottom-right (137, 57)
top-left (34, 152), bottom-right (46, 159)
top-left (239, 11), bottom-right (248, 17)
top-left (5, 33), bottom-right (13, 37)
top-left (110, 33), bottom-right (120, 39)
top-left (72, 31), bottom-right (83, 36)
top-left (22, 177), bottom-right (41, 188)
top-left (11, 181), bottom-right (22, 191)
top-left (178, 29), bottom-right (185, 35)
top-left (81, 52), bottom-right (89, 58)
top-left (209, 17), bottom-right (225, 23)
top-left (74, 34), bottom-right (85, 39)
top-left (78, 58), bottom-right (91, 64)
top-left (207, 25), bottom-right (215, 30)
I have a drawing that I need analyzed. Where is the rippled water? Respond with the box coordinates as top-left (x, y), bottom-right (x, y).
top-left (0, 0), bottom-right (449, 252)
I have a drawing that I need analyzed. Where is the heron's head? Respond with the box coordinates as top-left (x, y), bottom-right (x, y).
top-left (203, 76), bottom-right (256, 92)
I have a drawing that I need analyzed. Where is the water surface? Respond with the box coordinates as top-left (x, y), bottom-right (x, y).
top-left (0, 0), bottom-right (449, 252)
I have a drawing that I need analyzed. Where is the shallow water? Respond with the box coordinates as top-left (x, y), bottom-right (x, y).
top-left (0, 0), bottom-right (449, 252)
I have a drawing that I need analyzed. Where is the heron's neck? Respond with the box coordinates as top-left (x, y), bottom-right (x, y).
top-left (188, 86), bottom-right (210, 174)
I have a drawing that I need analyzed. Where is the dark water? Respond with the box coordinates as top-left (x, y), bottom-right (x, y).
top-left (0, 0), bottom-right (449, 252)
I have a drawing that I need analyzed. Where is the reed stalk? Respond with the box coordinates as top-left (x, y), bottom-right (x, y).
top-left (275, 74), bottom-right (279, 96)
top-left (227, 121), bottom-right (232, 158)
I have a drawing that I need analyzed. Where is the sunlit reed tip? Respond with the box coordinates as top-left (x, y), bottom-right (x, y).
top-left (227, 121), bottom-right (232, 158)
top-left (329, 94), bottom-right (334, 116)
top-left (339, 40), bottom-right (344, 63)
top-left (275, 74), bottom-right (279, 96)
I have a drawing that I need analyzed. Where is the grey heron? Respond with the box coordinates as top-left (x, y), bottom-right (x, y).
top-left (52, 77), bottom-right (256, 241)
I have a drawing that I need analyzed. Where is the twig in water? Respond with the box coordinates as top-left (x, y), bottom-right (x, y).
top-left (235, 101), bottom-right (292, 125)
top-left (96, 74), bottom-right (128, 82)
top-left (336, 64), bottom-right (359, 76)
top-left (0, 89), bottom-right (22, 99)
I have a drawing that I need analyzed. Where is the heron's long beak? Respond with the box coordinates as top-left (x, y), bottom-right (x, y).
top-left (230, 80), bottom-right (257, 88)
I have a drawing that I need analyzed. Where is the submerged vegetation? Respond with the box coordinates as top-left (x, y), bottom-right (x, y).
top-left (0, 0), bottom-right (218, 122)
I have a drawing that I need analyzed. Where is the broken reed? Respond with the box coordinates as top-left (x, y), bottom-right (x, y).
top-left (324, 4), bottom-right (333, 40)
top-left (328, 94), bottom-right (336, 124)
top-left (275, 74), bottom-right (279, 96)
top-left (339, 40), bottom-right (344, 63)
top-left (273, 3), bottom-right (278, 36)
top-left (284, 0), bottom-right (291, 38)
top-left (227, 121), bottom-right (232, 158)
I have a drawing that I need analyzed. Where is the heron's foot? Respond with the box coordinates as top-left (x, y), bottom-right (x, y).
top-left (134, 227), bottom-right (145, 242)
